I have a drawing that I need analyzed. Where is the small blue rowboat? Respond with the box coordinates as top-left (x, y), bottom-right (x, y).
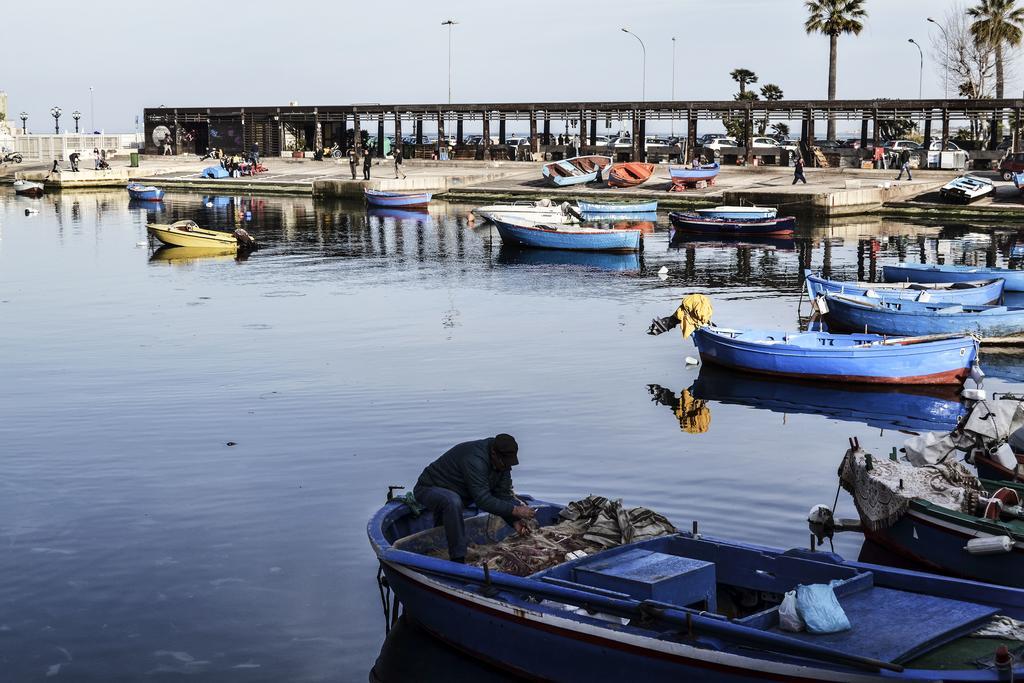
top-left (693, 326), bottom-right (978, 384)
top-left (491, 218), bottom-right (641, 253)
top-left (822, 293), bottom-right (1024, 338)
top-left (884, 262), bottom-right (1024, 292)
top-left (669, 212), bottom-right (796, 236)
top-left (364, 189), bottom-right (433, 207)
top-left (577, 200), bottom-right (658, 213)
top-left (668, 163), bottom-right (719, 183)
top-left (804, 270), bottom-right (1005, 306)
top-left (371, 494), bottom-right (1024, 680)
top-left (695, 206), bottom-right (777, 220)
top-left (541, 155), bottom-right (613, 186)
top-left (126, 183), bottom-right (164, 201)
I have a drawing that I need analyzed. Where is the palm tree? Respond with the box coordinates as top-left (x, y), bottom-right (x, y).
top-left (805, 0), bottom-right (868, 141)
top-left (967, 0), bottom-right (1024, 99)
top-left (729, 68), bottom-right (759, 96)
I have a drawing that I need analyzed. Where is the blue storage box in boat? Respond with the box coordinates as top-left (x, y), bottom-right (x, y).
top-left (573, 548), bottom-right (716, 611)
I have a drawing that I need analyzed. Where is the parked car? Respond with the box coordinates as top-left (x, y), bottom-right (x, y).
top-left (751, 136), bottom-right (782, 150)
top-left (929, 140), bottom-right (965, 152)
top-left (505, 137), bottom-right (531, 147)
top-left (999, 152), bottom-right (1024, 181)
top-left (703, 138), bottom-right (740, 155)
top-left (773, 136), bottom-right (800, 154)
top-left (813, 139), bottom-right (843, 151)
top-left (882, 139), bottom-right (922, 152)
top-left (698, 133), bottom-right (731, 145)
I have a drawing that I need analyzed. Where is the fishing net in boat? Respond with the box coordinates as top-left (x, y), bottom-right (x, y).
top-left (838, 447), bottom-right (982, 531)
top-left (467, 495), bottom-right (677, 577)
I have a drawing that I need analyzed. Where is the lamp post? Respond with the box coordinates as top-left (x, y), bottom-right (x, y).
top-left (72, 110), bottom-right (81, 133)
top-left (908, 39), bottom-right (923, 100)
top-left (671, 36), bottom-right (676, 137)
top-left (441, 19), bottom-right (458, 105)
top-left (19, 112), bottom-right (27, 134)
top-left (927, 17), bottom-right (950, 100)
top-left (50, 106), bottom-right (62, 134)
top-left (621, 28), bottom-right (646, 102)
top-left (89, 86), bottom-right (94, 133)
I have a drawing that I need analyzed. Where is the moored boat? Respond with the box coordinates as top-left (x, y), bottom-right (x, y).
top-left (822, 292), bottom-right (1024, 338)
top-left (668, 163), bottom-right (719, 188)
top-left (371, 493), bottom-right (1024, 680)
top-left (804, 270), bottom-right (1005, 306)
top-left (473, 200), bottom-right (579, 224)
top-left (577, 200), bottom-right (658, 213)
top-left (364, 189), bottom-right (433, 207)
top-left (541, 155), bottom-right (613, 186)
top-left (491, 217), bottom-right (641, 253)
top-left (940, 175), bottom-right (994, 203)
top-left (147, 220), bottom-right (240, 248)
top-left (12, 179), bottom-right (44, 197)
top-left (692, 326), bottom-right (978, 385)
top-left (126, 183), bottom-right (164, 201)
top-left (695, 206), bottom-right (777, 220)
top-left (884, 262), bottom-right (1024, 292)
top-left (669, 212), bottom-right (796, 236)
top-left (607, 162), bottom-right (655, 188)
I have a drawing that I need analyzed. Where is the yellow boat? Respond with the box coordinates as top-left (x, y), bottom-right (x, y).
top-left (147, 220), bottom-right (238, 248)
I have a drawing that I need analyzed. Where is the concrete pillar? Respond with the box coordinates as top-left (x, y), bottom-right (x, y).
top-left (437, 112), bottom-right (445, 148)
top-left (313, 111), bottom-right (322, 152)
top-left (394, 112), bottom-right (403, 152)
top-left (860, 116), bottom-right (869, 149)
top-left (991, 113), bottom-right (1000, 150)
top-left (743, 109), bottom-right (753, 165)
top-left (415, 115), bottom-right (423, 144)
top-left (499, 114), bottom-right (506, 144)
top-left (631, 112), bottom-right (641, 161)
top-left (543, 113), bottom-right (551, 146)
top-left (353, 112), bottom-right (361, 149)
top-left (872, 110), bottom-right (880, 149)
top-left (482, 112), bottom-right (491, 157)
top-left (529, 113), bottom-right (538, 154)
top-left (941, 110), bottom-right (950, 150)
top-left (1015, 108), bottom-right (1022, 154)
top-left (456, 115), bottom-right (464, 145)
top-left (923, 115), bottom-right (932, 151)
top-left (377, 115), bottom-right (385, 156)
top-left (589, 115), bottom-right (597, 146)
top-left (578, 108), bottom-right (586, 146)
top-left (639, 115), bottom-right (647, 162)
top-left (687, 114), bottom-right (698, 163)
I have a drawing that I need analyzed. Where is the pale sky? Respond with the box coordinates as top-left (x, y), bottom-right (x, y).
top-left (3, 0), bottom-right (1012, 134)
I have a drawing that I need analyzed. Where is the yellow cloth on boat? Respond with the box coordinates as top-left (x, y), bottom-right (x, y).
top-left (675, 294), bottom-right (713, 338)
top-left (676, 390), bottom-right (710, 434)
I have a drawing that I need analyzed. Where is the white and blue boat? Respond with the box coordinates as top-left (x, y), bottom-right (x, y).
top-left (577, 200), bottom-right (658, 214)
top-left (695, 206), bottom-right (777, 220)
top-left (371, 494), bottom-right (1024, 680)
top-left (668, 163), bottom-right (720, 186)
top-left (126, 183), bottom-right (164, 201)
top-left (491, 217), bottom-right (642, 253)
top-left (692, 327), bottom-right (978, 385)
top-left (541, 155), bottom-right (613, 187)
top-left (804, 270), bottom-right (1005, 306)
top-left (822, 293), bottom-right (1024, 338)
top-left (364, 189), bottom-right (432, 207)
top-left (884, 263), bottom-right (1024, 292)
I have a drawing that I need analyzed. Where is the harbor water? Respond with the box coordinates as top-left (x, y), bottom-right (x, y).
top-left (1, 189), bottom-right (1022, 681)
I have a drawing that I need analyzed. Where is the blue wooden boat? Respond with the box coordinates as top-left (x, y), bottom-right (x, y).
top-left (669, 212), bottom-right (796, 236)
top-left (822, 293), bottom-right (1024, 338)
top-left (577, 200), bottom-right (658, 213)
top-left (541, 155), bottom-right (612, 186)
top-left (126, 183), bottom-right (164, 201)
top-left (695, 206), bottom-right (777, 220)
top-left (884, 262), bottom-right (1024, 292)
top-left (668, 163), bottom-right (719, 184)
top-left (371, 495), bottom-right (1024, 680)
top-left (497, 245), bottom-right (641, 272)
top-left (692, 327), bottom-right (978, 385)
top-left (804, 270), bottom-right (1005, 306)
top-left (364, 189), bottom-right (433, 207)
top-left (688, 364), bottom-right (967, 433)
top-left (491, 217), bottom-right (641, 253)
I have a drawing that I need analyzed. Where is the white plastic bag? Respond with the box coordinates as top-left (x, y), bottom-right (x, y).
top-left (779, 590), bottom-right (804, 632)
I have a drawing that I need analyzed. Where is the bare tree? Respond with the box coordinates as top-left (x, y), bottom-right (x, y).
top-left (930, 4), bottom-right (998, 145)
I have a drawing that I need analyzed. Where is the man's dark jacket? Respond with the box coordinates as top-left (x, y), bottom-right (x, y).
top-left (416, 438), bottom-right (516, 521)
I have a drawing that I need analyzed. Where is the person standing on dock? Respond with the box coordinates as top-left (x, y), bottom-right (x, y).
top-left (162, 133), bottom-right (173, 156)
top-left (393, 145), bottom-right (406, 179)
top-left (93, 148), bottom-right (101, 170)
top-left (362, 148), bottom-right (372, 180)
top-left (250, 142), bottom-right (260, 165)
top-left (413, 434), bottom-right (535, 563)
top-left (793, 155), bottom-right (807, 184)
top-left (68, 152), bottom-right (80, 172)
top-left (347, 147), bottom-right (358, 180)
top-left (895, 149), bottom-right (913, 181)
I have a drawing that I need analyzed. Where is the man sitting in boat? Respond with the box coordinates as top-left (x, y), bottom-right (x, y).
top-left (413, 434), bottom-right (535, 563)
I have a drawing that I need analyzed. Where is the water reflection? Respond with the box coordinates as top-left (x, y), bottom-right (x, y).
top-left (497, 245), bottom-right (643, 273)
top-left (149, 245), bottom-right (243, 266)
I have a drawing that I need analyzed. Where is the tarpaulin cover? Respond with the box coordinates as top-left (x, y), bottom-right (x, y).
top-left (202, 166), bottom-right (230, 179)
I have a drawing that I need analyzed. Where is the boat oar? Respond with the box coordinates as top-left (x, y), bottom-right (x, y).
top-left (380, 548), bottom-right (904, 674)
top-left (851, 332), bottom-right (974, 348)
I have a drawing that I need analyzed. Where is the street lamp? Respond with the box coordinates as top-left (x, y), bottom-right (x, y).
top-left (441, 19), bottom-right (458, 105)
top-left (927, 17), bottom-right (950, 100)
top-left (671, 36), bottom-right (676, 137)
top-left (621, 28), bottom-right (646, 102)
top-left (19, 112), bottom-right (27, 134)
top-left (72, 110), bottom-right (81, 133)
top-left (89, 86), bottom-right (95, 133)
top-left (908, 39), bottom-right (923, 99)
top-left (50, 106), bottom-right (62, 134)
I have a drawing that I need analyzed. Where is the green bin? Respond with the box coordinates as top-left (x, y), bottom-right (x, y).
top-left (130, 152), bottom-right (140, 168)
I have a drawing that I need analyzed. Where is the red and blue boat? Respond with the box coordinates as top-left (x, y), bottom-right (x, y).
top-left (884, 263), bottom-right (1024, 292)
top-left (491, 217), bottom-right (642, 253)
top-left (692, 327), bottom-right (978, 385)
top-left (804, 270), bottom-right (1005, 306)
top-left (669, 211), bottom-right (796, 236)
top-left (371, 494), bottom-right (1024, 680)
top-left (126, 183), bottom-right (164, 201)
top-left (363, 189), bottom-right (433, 208)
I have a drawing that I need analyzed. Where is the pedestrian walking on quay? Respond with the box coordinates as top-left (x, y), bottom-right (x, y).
top-left (347, 147), bottom-right (358, 180)
top-left (363, 148), bottom-right (372, 180)
top-left (393, 145), bottom-right (406, 179)
top-left (895, 149), bottom-right (913, 181)
top-left (162, 133), bottom-right (173, 155)
top-left (793, 156), bottom-right (807, 185)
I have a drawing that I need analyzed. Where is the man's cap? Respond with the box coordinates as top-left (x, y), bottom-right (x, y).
top-left (493, 433), bottom-right (519, 466)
